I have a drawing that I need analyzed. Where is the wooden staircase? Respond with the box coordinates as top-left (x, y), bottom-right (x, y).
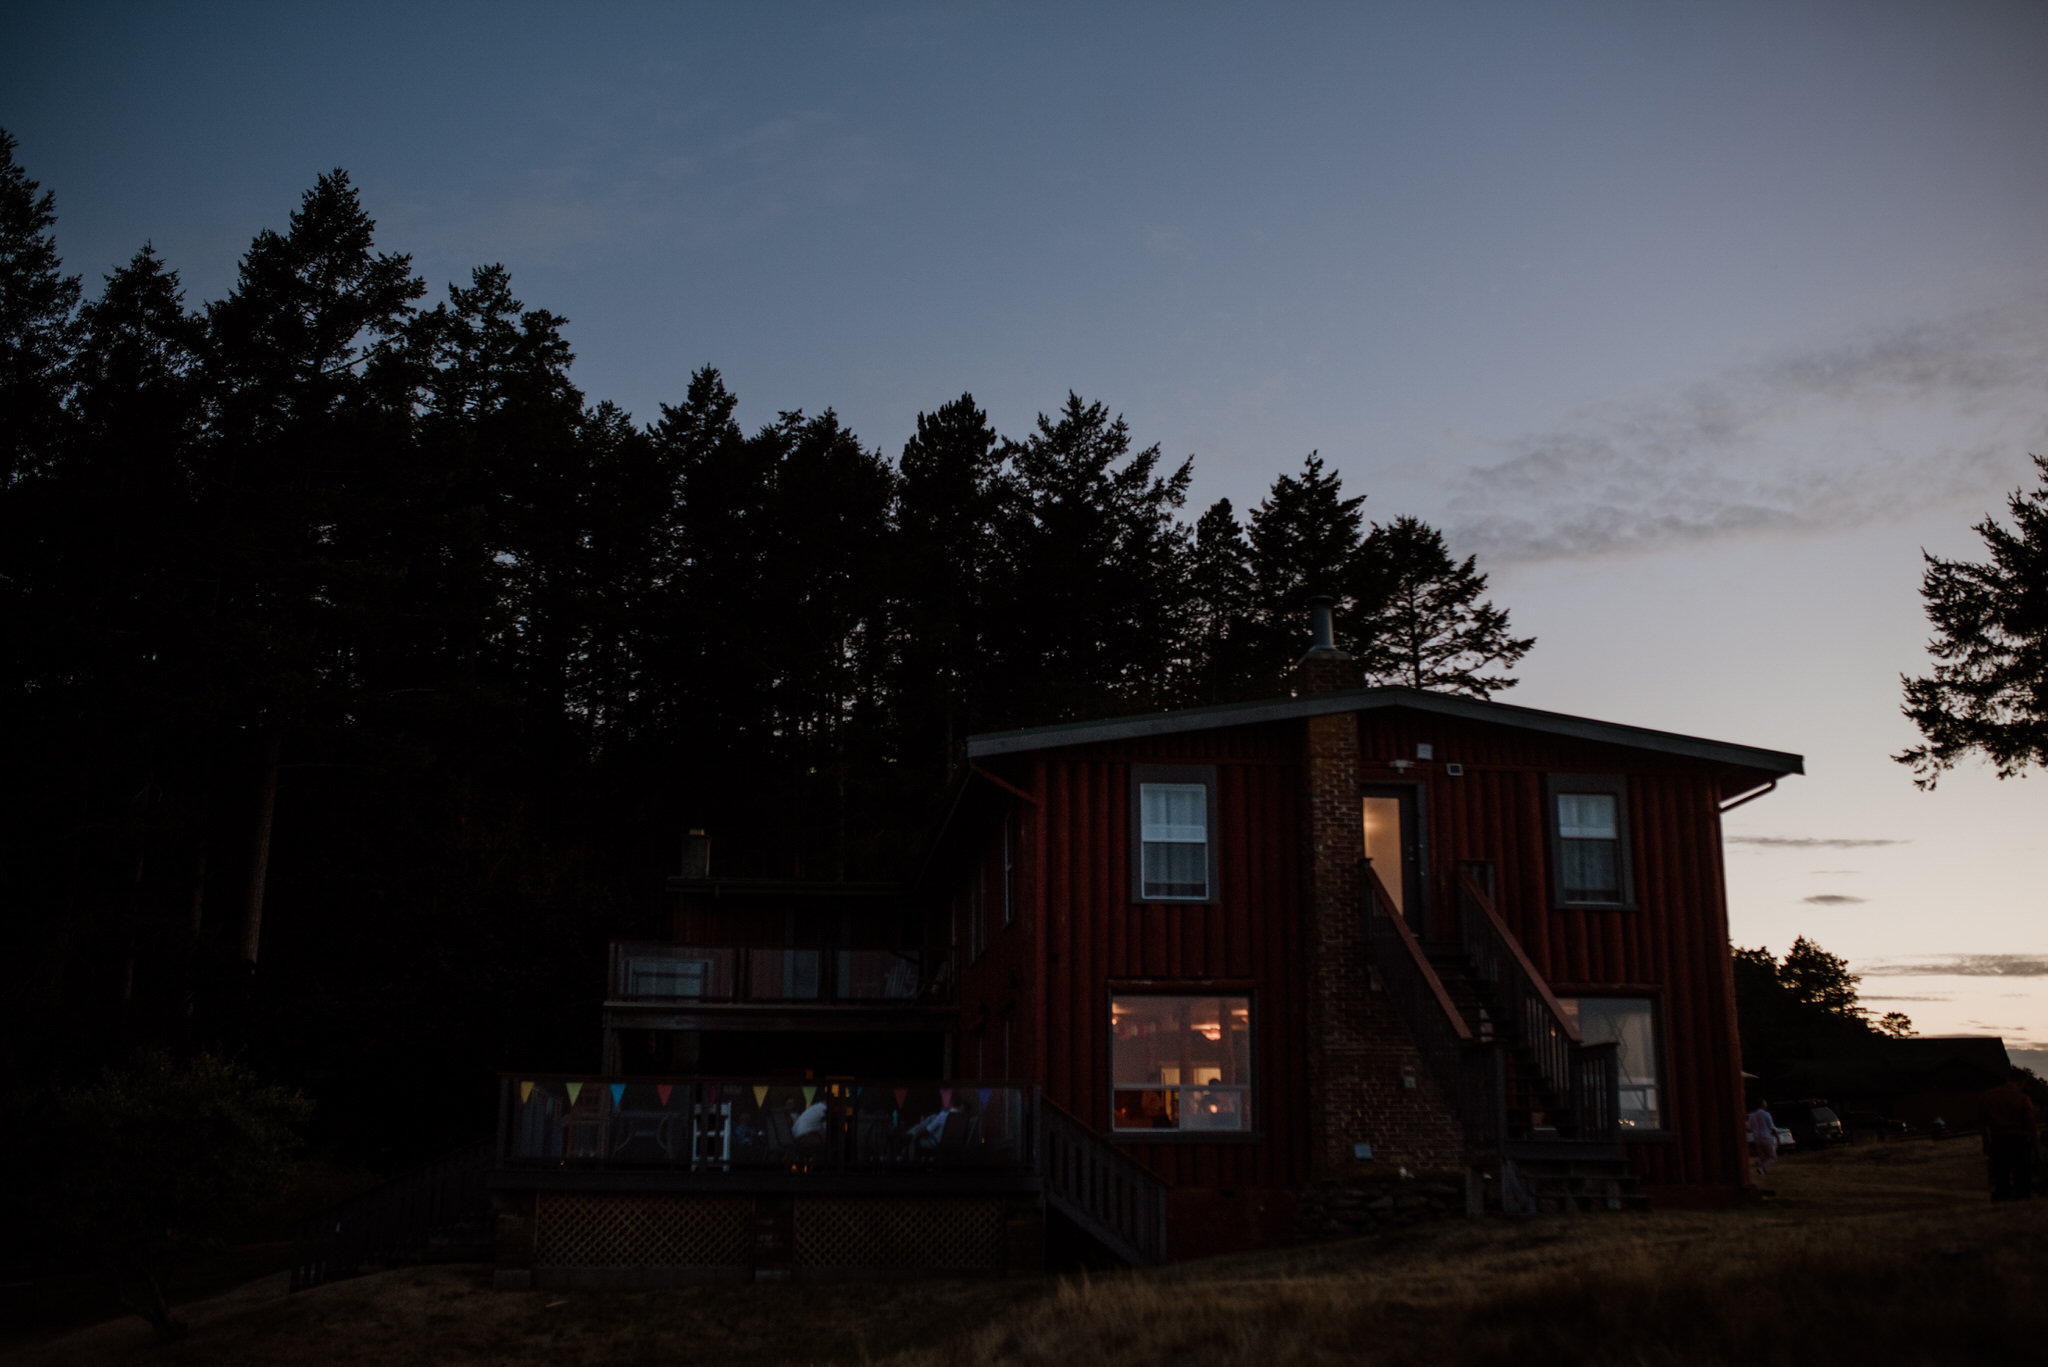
top-left (1364, 866), bottom-right (1646, 1216)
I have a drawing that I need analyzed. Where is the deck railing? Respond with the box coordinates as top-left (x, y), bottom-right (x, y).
top-left (499, 1075), bottom-right (1035, 1173)
top-left (609, 944), bottom-right (952, 1005)
top-left (1455, 871), bottom-right (1620, 1145)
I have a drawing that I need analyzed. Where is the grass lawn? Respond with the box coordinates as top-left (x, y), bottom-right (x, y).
top-left (8, 1136), bottom-right (2043, 1366)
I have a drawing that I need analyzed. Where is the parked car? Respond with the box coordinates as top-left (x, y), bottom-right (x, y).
top-left (1773, 1100), bottom-right (1846, 1148)
top-left (1844, 1111), bottom-right (1909, 1141)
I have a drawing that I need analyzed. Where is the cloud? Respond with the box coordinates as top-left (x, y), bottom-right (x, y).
top-left (1444, 302), bottom-right (2048, 563)
top-left (392, 106), bottom-right (910, 267)
top-left (1862, 995), bottom-right (1951, 1003)
top-left (1864, 955), bottom-right (2048, 978)
top-left (1727, 836), bottom-right (1906, 849)
top-left (1801, 894), bottom-right (1866, 905)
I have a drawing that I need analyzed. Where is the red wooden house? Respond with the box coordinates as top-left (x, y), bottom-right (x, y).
top-left (485, 602), bottom-right (1800, 1283)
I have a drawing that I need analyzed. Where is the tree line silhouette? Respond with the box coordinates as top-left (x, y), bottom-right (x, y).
top-left (0, 135), bottom-right (1531, 1160)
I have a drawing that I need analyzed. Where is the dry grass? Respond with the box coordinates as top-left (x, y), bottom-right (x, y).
top-left (9, 1138), bottom-right (2044, 1367)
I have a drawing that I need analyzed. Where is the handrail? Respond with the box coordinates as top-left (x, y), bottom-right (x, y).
top-left (1361, 860), bottom-right (1507, 1158)
top-left (1455, 872), bottom-right (1579, 1045)
top-left (1038, 1098), bottom-right (1167, 1267)
top-left (291, 1137), bottom-right (495, 1291)
top-left (1366, 864), bottom-right (1470, 1041)
top-left (1454, 870), bottom-right (1618, 1145)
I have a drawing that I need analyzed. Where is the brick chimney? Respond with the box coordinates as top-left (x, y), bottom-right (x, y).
top-left (1294, 595), bottom-right (1463, 1178)
top-left (1292, 595), bottom-right (1363, 695)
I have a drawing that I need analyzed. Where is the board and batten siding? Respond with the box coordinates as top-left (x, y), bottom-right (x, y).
top-left (1023, 722), bottom-right (1313, 1198)
top-left (1355, 709), bottom-right (1761, 1196)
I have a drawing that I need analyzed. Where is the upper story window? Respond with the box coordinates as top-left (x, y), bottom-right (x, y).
top-left (1546, 774), bottom-right (1635, 908)
top-left (1130, 765), bottom-right (1219, 903)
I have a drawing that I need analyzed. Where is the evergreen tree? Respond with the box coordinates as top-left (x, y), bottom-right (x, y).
top-left (1353, 515), bottom-right (1533, 697)
top-left (0, 128), bottom-right (80, 487)
top-left (999, 394), bottom-right (1193, 724)
top-left (1185, 497), bottom-right (1258, 703)
top-left (200, 169), bottom-right (425, 967)
top-left (1897, 454), bottom-right (2048, 788)
top-left (1244, 453), bottom-right (1371, 681)
top-left (893, 394), bottom-right (1011, 776)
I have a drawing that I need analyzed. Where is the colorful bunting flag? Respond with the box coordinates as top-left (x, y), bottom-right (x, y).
top-left (894, 1088), bottom-right (908, 1108)
top-left (941, 1088), bottom-right (953, 1109)
top-left (979, 1089), bottom-right (992, 1108)
top-left (519, 1081), bottom-right (534, 1104)
top-left (610, 1083), bottom-right (625, 1106)
top-left (656, 1084), bottom-right (672, 1106)
top-left (802, 1086), bottom-right (816, 1106)
top-left (566, 1081), bottom-right (583, 1105)
top-left (754, 1085), bottom-right (769, 1107)
top-left (706, 1083), bottom-right (720, 1103)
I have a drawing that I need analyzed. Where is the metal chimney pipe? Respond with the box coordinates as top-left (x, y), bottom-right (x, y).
top-left (1307, 595), bottom-right (1336, 651)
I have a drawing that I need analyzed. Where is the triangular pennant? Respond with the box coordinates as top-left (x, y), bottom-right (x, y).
top-left (656, 1084), bottom-right (672, 1106)
top-left (566, 1081), bottom-right (583, 1105)
top-left (894, 1088), bottom-right (907, 1108)
top-left (754, 1085), bottom-right (769, 1107)
top-left (519, 1081), bottom-right (534, 1104)
top-left (802, 1086), bottom-right (816, 1106)
top-left (941, 1088), bottom-right (953, 1109)
top-left (705, 1083), bottom-right (719, 1103)
top-left (979, 1088), bottom-right (992, 1108)
top-left (609, 1084), bottom-right (625, 1106)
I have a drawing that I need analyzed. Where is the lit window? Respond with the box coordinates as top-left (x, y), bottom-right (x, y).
top-left (1111, 996), bottom-right (1251, 1133)
top-left (1560, 997), bottom-right (1661, 1130)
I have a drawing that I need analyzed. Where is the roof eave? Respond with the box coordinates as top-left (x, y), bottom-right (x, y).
top-left (965, 686), bottom-right (1804, 777)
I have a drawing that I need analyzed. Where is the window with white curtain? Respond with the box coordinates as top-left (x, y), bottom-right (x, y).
top-left (1131, 764), bottom-right (1217, 902)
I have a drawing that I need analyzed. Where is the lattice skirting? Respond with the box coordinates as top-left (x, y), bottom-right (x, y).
top-left (794, 1197), bottom-right (1005, 1270)
top-left (535, 1193), bottom-right (752, 1268)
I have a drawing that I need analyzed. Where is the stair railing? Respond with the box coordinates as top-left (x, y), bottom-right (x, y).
top-left (1038, 1098), bottom-right (1167, 1267)
top-left (291, 1136), bottom-right (496, 1291)
top-left (1454, 871), bottom-right (1620, 1144)
top-left (1361, 861), bottom-right (1504, 1153)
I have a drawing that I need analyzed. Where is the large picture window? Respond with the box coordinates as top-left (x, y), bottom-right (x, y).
top-left (1130, 764), bottom-right (1218, 903)
top-left (1559, 996), bottom-right (1662, 1131)
top-left (1545, 774), bottom-right (1634, 908)
top-left (1111, 995), bottom-right (1251, 1133)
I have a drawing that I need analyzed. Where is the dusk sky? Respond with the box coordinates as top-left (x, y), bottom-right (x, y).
top-left (9, 3), bottom-right (2046, 1056)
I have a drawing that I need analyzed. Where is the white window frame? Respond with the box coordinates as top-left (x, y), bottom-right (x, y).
top-left (1130, 764), bottom-right (1219, 904)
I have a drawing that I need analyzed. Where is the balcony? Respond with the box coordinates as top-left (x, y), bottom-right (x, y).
top-left (496, 1075), bottom-right (1037, 1194)
top-left (605, 944), bottom-right (956, 1034)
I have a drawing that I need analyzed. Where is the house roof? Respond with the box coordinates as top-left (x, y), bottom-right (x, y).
top-left (966, 685), bottom-right (1804, 776)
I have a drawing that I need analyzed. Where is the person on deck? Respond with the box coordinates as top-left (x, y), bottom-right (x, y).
top-left (790, 1095), bottom-right (828, 1159)
top-left (1747, 1100), bottom-right (1779, 1176)
top-left (1980, 1069), bottom-right (2039, 1201)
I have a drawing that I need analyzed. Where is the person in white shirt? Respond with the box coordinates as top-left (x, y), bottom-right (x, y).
top-left (792, 1098), bottom-right (827, 1140)
top-left (1747, 1100), bottom-right (1779, 1175)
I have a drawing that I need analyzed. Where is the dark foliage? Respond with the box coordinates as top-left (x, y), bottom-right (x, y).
top-left (2, 1052), bottom-right (310, 1340)
top-left (0, 132), bottom-right (1532, 1171)
top-left (1733, 937), bottom-right (1906, 1085)
top-left (1898, 454), bottom-right (2048, 787)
